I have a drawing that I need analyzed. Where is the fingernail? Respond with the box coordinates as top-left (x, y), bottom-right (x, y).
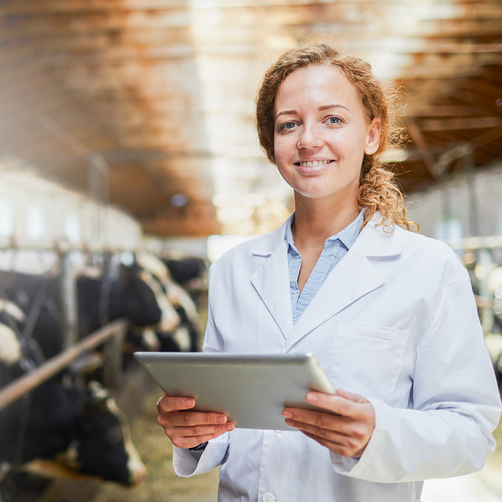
top-left (225, 423), bottom-right (234, 431)
top-left (216, 415), bottom-right (226, 424)
top-left (184, 398), bottom-right (194, 407)
top-left (282, 410), bottom-right (292, 418)
top-left (306, 392), bottom-right (318, 402)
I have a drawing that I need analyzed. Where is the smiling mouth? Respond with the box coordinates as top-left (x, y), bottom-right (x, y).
top-left (296, 160), bottom-right (333, 167)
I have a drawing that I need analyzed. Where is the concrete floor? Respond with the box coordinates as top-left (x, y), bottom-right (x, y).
top-left (422, 449), bottom-right (502, 502)
top-left (91, 389), bottom-right (220, 502)
top-left (90, 387), bottom-right (502, 502)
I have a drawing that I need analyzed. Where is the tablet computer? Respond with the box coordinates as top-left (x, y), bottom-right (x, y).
top-left (134, 352), bottom-right (336, 431)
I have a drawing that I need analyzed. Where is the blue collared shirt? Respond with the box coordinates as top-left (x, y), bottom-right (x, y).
top-left (285, 211), bottom-right (365, 324)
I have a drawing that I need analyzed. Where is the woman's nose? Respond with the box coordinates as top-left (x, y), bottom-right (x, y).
top-left (297, 123), bottom-right (323, 149)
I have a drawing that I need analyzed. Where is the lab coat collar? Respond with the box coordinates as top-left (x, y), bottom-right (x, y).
top-left (250, 213), bottom-right (293, 257)
top-left (249, 215), bottom-right (294, 338)
top-left (249, 212), bottom-right (403, 259)
top-left (249, 212), bottom-right (404, 345)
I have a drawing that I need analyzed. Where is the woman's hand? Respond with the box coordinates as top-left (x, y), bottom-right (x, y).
top-left (282, 389), bottom-right (375, 458)
top-left (156, 395), bottom-right (235, 449)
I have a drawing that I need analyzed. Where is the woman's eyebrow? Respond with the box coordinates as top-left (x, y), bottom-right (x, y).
top-left (319, 104), bottom-right (349, 112)
top-left (276, 109), bottom-right (296, 118)
top-left (276, 104), bottom-right (349, 119)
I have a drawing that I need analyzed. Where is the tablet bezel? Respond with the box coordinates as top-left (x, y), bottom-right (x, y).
top-left (134, 351), bottom-right (336, 431)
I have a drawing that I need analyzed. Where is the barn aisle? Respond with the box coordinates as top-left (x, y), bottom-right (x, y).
top-left (90, 389), bottom-right (502, 502)
top-left (91, 388), bottom-right (220, 502)
top-left (421, 419), bottom-right (502, 502)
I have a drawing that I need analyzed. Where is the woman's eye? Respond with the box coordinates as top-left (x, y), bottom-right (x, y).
top-left (327, 116), bottom-right (342, 125)
top-left (279, 121), bottom-right (296, 131)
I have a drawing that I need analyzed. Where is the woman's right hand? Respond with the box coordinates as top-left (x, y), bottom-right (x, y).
top-left (156, 394), bottom-right (235, 449)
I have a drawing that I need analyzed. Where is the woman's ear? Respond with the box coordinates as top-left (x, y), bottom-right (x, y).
top-left (364, 119), bottom-right (381, 156)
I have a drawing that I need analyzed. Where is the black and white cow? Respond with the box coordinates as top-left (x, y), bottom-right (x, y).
top-left (164, 256), bottom-right (207, 287)
top-left (135, 251), bottom-right (201, 353)
top-left (0, 256), bottom-right (181, 362)
top-left (0, 313), bottom-right (146, 497)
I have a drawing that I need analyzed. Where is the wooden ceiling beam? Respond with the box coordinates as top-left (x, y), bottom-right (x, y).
top-left (0, 69), bottom-right (62, 106)
top-left (4, 29), bottom-right (501, 57)
top-left (3, 24), bottom-right (502, 49)
top-left (453, 88), bottom-right (502, 114)
top-left (405, 121), bottom-right (440, 181)
top-left (402, 106), bottom-right (491, 117)
top-left (0, 39), bottom-right (37, 66)
top-left (19, 44), bottom-right (502, 65)
top-left (398, 66), bottom-right (485, 80)
top-left (2, 7), bottom-right (502, 36)
top-left (2, 0), bottom-right (501, 14)
top-left (4, 119), bottom-right (114, 156)
top-left (140, 201), bottom-right (220, 237)
top-left (463, 77), bottom-right (502, 97)
top-left (14, 137), bottom-right (117, 170)
top-left (419, 116), bottom-right (502, 131)
top-left (2, 0), bottom-right (502, 13)
top-left (0, 87), bottom-right (84, 131)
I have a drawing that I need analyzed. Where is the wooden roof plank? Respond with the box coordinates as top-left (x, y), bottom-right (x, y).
top-left (2, 7), bottom-right (502, 36)
top-left (420, 116), bottom-right (502, 130)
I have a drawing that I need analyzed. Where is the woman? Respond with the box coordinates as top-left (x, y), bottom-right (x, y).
top-left (157, 42), bottom-right (501, 501)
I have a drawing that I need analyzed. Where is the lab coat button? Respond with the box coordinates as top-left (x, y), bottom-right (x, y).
top-left (263, 493), bottom-right (275, 502)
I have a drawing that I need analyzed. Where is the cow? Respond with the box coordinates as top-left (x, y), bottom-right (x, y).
top-left (135, 251), bottom-right (202, 353)
top-left (0, 312), bottom-right (146, 500)
top-left (494, 352), bottom-right (502, 387)
top-left (164, 256), bottom-right (208, 287)
top-left (0, 253), bottom-right (181, 362)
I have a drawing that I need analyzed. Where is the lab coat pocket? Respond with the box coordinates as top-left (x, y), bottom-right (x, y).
top-left (330, 323), bottom-right (409, 404)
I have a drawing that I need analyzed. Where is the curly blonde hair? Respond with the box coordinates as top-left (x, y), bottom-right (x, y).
top-left (256, 41), bottom-right (418, 232)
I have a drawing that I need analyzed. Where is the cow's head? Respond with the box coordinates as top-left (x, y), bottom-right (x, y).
top-left (114, 252), bottom-right (180, 333)
top-left (73, 381), bottom-right (146, 486)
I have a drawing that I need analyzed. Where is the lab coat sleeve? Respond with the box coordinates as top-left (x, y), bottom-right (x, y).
top-left (173, 263), bottom-right (231, 477)
top-left (331, 267), bottom-right (502, 483)
top-left (173, 434), bottom-right (231, 477)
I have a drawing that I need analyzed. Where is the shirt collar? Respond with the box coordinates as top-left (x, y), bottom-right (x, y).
top-left (285, 209), bottom-right (365, 252)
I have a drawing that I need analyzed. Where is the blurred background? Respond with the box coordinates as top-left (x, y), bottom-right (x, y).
top-left (0, 0), bottom-right (501, 501)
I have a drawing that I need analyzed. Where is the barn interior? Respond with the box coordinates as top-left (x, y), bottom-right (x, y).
top-left (0, 1), bottom-right (502, 501)
top-left (1, 0), bottom-right (501, 240)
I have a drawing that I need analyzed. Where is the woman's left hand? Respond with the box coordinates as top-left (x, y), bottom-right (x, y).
top-left (282, 388), bottom-right (375, 458)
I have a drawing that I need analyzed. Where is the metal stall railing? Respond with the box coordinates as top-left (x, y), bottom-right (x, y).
top-left (0, 318), bottom-right (128, 412)
top-left (0, 241), bottom-right (138, 413)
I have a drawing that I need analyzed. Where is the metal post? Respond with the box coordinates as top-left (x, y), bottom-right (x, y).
top-left (59, 252), bottom-right (79, 350)
top-left (464, 150), bottom-right (479, 237)
top-left (102, 328), bottom-right (125, 390)
top-left (479, 248), bottom-right (495, 333)
top-left (440, 177), bottom-right (452, 239)
top-left (89, 154), bottom-right (109, 248)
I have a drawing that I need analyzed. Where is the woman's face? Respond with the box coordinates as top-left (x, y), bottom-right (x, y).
top-left (273, 65), bottom-right (380, 205)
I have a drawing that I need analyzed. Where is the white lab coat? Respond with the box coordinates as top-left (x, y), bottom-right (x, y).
top-left (173, 214), bottom-right (501, 502)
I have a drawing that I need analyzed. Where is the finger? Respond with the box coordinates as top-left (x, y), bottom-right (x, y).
top-left (157, 395), bottom-right (195, 412)
top-left (283, 404), bottom-right (348, 429)
top-left (164, 411), bottom-right (229, 427)
top-left (285, 417), bottom-right (351, 442)
top-left (301, 431), bottom-right (361, 458)
top-left (304, 392), bottom-right (368, 420)
top-left (172, 428), bottom-right (233, 449)
top-left (285, 410), bottom-right (372, 443)
top-left (166, 422), bottom-right (234, 439)
top-left (284, 401), bottom-right (374, 437)
top-left (336, 388), bottom-right (369, 404)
